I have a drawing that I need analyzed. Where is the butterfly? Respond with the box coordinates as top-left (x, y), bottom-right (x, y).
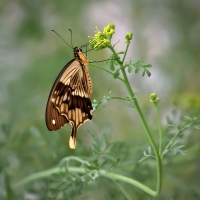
top-left (45, 46), bottom-right (93, 149)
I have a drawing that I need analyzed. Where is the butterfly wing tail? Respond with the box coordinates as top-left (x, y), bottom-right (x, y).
top-left (69, 125), bottom-right (77, 149)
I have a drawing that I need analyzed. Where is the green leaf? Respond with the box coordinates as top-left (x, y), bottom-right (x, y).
top-left (93, 159), bottom-right (99, 167)
top-left (128, 64), bottom-right (132, 73)
top-left (146, 69), bottom-right (151, 77)
top-left (143, 64), bottom-right (152, 68)
top-left (129, 101), bottom-right (135, 108)
top-left (113, 69), bottom-right (120, 79)
top-left (117, 51), bottom-right (124, 54)
top-left (87, 165), bottom-right (97, 170)
top-left (142, 70), bottom-right (145, 77)
top-left (135, 67), bottom-right (140, 73)
top-left (99, 160), bottom-right (108, 168)
top-left (110, 62), bottom-right (115, 71)
top-left (102, 98), bottom-right (107, 107)
top-left (115, 158), bottom-right (120, 165)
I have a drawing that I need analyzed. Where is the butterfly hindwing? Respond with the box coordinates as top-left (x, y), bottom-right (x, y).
top-left (45, 97), bottom-right (69, 131)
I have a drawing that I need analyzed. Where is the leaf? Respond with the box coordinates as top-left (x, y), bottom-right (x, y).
top-left (114, 158), bottom-right (120, 165)
top-left (87, 165), bottom-right (97, 170)
top-left (145, 69), bottom-right (151, 77)
top-left (110, 62), bottom-right (115, 71)
top-left (102, 98), bottom-right (107, 107)
top-left (142, 70), bottom-right (145, 77)
top-left (143, 64), bottom-right (152, 68)
top-left (179, 150), bottom-right (187, 156)
top-left (138, 156), bottom-right (147, 163)
top-left (194, 126), bottom-right (200, 130)
top-left (128, 64), bottom-right (132, 73)
top-left (93, 159), bottom-right (99, 167)
top-left (92, 99), bottom-right (97, 104)
top-left (135, 67), bottom-right (140, 73)
top-left (129, 101), bottom-right (135, 108)
top-left (113, 69), bottom-right (120, 79)
top-left (99, 160), bottom-right (108, 168)
top-left (117, 51), bottom-right (124, 54)
top-left (162, 149), bottom-right (168, 155)
top-left (148, 146), bottom-right (152, 155)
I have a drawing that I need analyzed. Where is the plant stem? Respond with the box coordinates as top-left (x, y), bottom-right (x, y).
top-left (122, 43), bottom-right (129, 64)
top-left (108, 45), bottom-right (162, 195)
top-left (13, 166), bottom-right (158, 196)
top-left (13, 167), bottom-right (85, 189)
top-left (100, 171), bottom-right (158, 196)
top-left (155, 104), bottom-right (162, 156)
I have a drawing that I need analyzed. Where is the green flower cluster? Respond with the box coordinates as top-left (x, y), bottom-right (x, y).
top-left (89, 23), bottom-right (115, 50)
top-left (150, 93), bottom-right (160, 104)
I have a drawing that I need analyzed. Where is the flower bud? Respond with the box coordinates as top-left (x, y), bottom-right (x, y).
top-left (150, 93), bottom-right (157, 100)
top-left (125, 32), bottom-right (133, 44)
top-left (150, 93), bottom-right (160, 105)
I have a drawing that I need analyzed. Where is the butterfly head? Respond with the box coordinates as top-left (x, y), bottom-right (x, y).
top-left (74, 47), bottom-right (82, 58)
top-left (74, 47), bottom-right (89, 66)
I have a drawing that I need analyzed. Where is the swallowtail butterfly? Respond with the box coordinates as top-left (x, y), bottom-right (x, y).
top-left (45, 45), bottom-right (93, 149)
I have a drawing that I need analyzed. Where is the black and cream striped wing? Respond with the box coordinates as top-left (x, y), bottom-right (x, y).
top-left (45, 59), bottom-right (92, 148)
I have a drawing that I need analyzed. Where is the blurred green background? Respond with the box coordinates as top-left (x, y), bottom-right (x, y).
top-left (0, 0), bottom-right (200, 199)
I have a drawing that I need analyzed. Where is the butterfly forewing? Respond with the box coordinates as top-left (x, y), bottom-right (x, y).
top-left (45, 48), bottom-right (93, 149)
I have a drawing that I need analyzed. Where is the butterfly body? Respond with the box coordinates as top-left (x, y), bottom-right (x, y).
top-left (45, 47), bottom-right (93, 149)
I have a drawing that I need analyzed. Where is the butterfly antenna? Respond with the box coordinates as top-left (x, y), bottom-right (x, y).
top-left (68, 29), bottom-right (74, 48)
top-left (51, 30), bottom-right (72, 49)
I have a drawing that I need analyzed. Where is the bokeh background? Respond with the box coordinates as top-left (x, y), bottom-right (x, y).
top-left (0, 0), bottom-right (200, 199)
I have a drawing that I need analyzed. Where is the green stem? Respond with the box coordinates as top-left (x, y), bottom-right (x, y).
top-left (108, 45), bottom-right (162, 195)
top-left (154, 104), bottom-right (162, 156)
top-left (59, 156), bottom-right (90, 166)
top-left (13, 166), bottom-right (157, 196)
top-left (122, 43), bottom-right (129, 64)
top-left (100, 171), bottom-right (157, 196)
top-left (13, 167), bottom-right (85, 188)
top-left (111, 96), bottom-right (128, 101)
